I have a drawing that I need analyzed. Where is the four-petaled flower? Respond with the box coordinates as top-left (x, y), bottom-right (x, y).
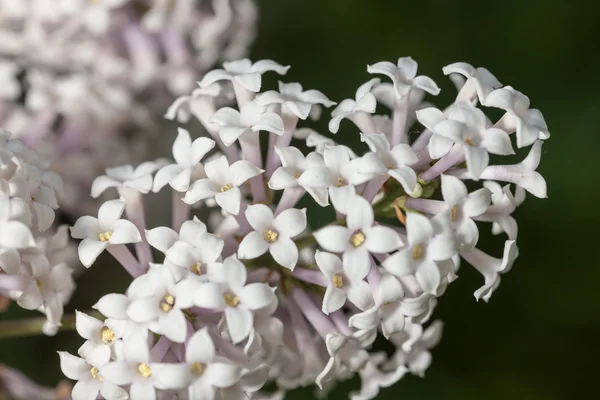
top-left (368, 57), bottom-right (440, 98)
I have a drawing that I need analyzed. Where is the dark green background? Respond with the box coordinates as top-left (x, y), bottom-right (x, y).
top-left (1, 1), bottom-right (598, 399)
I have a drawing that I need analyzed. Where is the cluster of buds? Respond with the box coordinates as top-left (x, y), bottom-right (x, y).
top-left (0, 0), bottom-right (257, 215)
top-left (59, 57), bottom-right (549, 399)
top-left (0, 129), bottom-right (76, 335)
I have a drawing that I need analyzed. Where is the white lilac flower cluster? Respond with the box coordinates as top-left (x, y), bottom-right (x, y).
top-left (0, 129), bottom-right (77, 335)
top-left (61, 57), bottom-right (549, 400)
top-left (0, 0), bottom-right (257, 215)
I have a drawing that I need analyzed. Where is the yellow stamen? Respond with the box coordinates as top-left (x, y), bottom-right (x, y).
top-left (336, 177), bottom-right (345, 187)
top-left (190, 262), bottom-right (202, 275)
top-left (101, 326), bottom-right (115, 345)
top-left (412, 244), bottom-right (423, 260)
top-left (98, 231), bottom-right (112, 242)
top-left (464, 137), bottom-right (473, 146)
top-left (332, 274), bottom-right (344, 288)
top-left (190, 362), bottom-right (205, 375)
top-left (220, 183), bottom-right (233, 192)
top-left (224, 292), bottom-right (240, 307)
top-left (90, 367), bottom-right (103, 381)
top-left (35, 279), bottom-right (43, 290)
top-left (159, 294), bottom-right (175, 312)
top-left (349, 231), bottom-right (366, 248)
top-left (137, 363), bottom-right (152, 378)
top-left (263, 229), bottom-right (278, 243)
top-left (450, 206), bottom-right (458, 222)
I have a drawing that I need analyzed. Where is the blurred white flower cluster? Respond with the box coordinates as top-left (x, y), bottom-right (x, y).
top-left (0, 0), bottom-right (257, 215)
top-left (0, 129), bottom-right (77, 335)
top-left (48, 55), bottom-right (548, 399)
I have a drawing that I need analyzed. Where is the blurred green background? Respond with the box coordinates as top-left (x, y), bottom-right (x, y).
top-left (1, 0), bottom-right (598, 399)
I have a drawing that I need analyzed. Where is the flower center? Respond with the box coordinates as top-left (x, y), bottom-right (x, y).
top-left (101, 326), bottom-right (115, 344)
top-left (450, 206), bottom-right (459, 222)
top-left (35, 279), bottom-right (43, 290)
top-left (159, 294), bottom-right (175, 312)
top-left (220, 183), bottom-right (233, 192)
top-left (332, 274), bottom-right (344, 288)
top-left (190, 362), bottom-right (205, 375)
top-left (223, 292), bottom-right (240, 307)
top-left (412, 244), bottom-right (424, 260)
top-left (349, 230), bottom-right (366, 248)
top-left (263, 229), bottom-right (278, 243)
top-left (294, 172), bottom-right (302, 179)
top-left (336, 177), bottom-right (345, 187)
top-left (137, 363), bottom-right (152, 378)
top-left (98, 231), bottom-right (112, 242)
top-left (90, 367), bottom-right (103, 381)
top-left (464, 137), bottom-right (473, 146)
top-left (190, 262), bottom-right (202, 275)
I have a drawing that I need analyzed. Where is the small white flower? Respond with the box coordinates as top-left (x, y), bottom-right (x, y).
top-left (58, 347), bottom-right (128, 400)
top-left (184, 328), bottom-right (243, 400)
top-left (0, 181), bottom-right (35, 249)
top-left (194, 256), bottom-right (276, 344)
top-left (210, 102), bottom-right (284, 147)
top-left (75, 310), bottom-right (126, 359)
top-left (199, 59), bottom-right (290, 92)
top-left (153, 128), bottom-right (216, 193)
top-left (383, 212), bottom-right (458, 295)
top-left (316, 333), bottom-right (370, 389)
top-left (367, 57), bottom-right (440, 98)
top-left (91, 161), bottom-right (166, 197)
top-left (484, 85), bottom-right (550, 148)
top-left (329, 79), bottom-right (379, 133)
top-left (183, 155), bottom-right (263, 214)
top-left (126, 265), bottom-right (194, 343)
top-left (100, 335), bottom-right (188, 399)
top-left (442, 62), bottom-right (501, 102)
top-left (257, 81), bottom-right (336, 120)
top-left (315, 195), bottom-right (403, 277)
top-left (387, 320), bottom-right (444, 377)
top-left (476, 181), bottom-right (520, 240)
top-left (238, 204), bottom-right (306, 270)
top-left (359, 133), bottom-right (419, 194)
top-left (315, 251), bottom-right (373, 314)
top-left (427, 102), bottom-right (515, 179)
top-left (70, 200), bottom-right (142, 267)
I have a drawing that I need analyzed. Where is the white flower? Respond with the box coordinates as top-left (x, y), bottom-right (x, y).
top-left (367, 57), bottom-right (440, 98)
top-left (153, 128), bottom-right (216, 192)
top-left (210, 102), bottom-right (284, 147)
top-left (100, 335), bottom-right (188, 400)
top-left (194, 256), bottom-right (276, 344)
top-left (0, 181), bottom-right (35, 249)
top-left (387, 320), bottom-right (444, 377)
top-left (75, 310), bottom-right (125, 359)
top-left (70, 200), bottom-right (142, 267)
top-left (297, 146), bottom-right (373, 209)
top-left (58, 347), bottom-right (128, 400)
top-left (257, 82), bottom-right (336, 120)
top-left (164, 83), bottom-right (230, 123)
top-left (315, 251), bottom-right (373, 314)
top-left (350, 355), bottom-right (407, 400)
top-left (126, 265), bottom-right (194, 343)
top-left (359, 133), bottom-right (419, 194)
top-left (184, 328), bottom-right (243, 400)
top-left (442, 62), bottom-right (501, 102)
top-left (427, 102), bottom-right (514, 179)
top-left (476, 181), bottom-right (520, 240)
top-left (183, 155), bottom-right (263, 214)
top-left (316, 333), bottom-right (370, 389)
top-left (448, 140), bottom-right (547, 198)
top-left (315, 195), bottom-right (403, 277)
top-left (199, 59), bottom-right (290, 92)
top-left (17, 256), bottom-right (74, 325)
top-left (383, 212), bottom-right (458, 295)
top-left (238, 204), bottom-right (307, 270)
top-left (91, 161), bottom-right (165, 197)
top-left (484, 85), bottom-right (550, 148)
top-left (461, 240), bottom-right (519, 302)
top-left (146, 217), bottom-right (224, 281)
top-left (268, 147), bottom-right (329, 206)
top-left (329, 78), bottom-right (379, 133)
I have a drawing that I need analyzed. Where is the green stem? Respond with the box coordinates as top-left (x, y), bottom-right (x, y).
top-left (0, 311), bottom-right (103, 340)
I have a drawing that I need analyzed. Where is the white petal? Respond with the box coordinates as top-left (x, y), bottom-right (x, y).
top-left (72, 379), bottom-right (100, 400)
top-left (464, 145), bottom-right (489, 180)
top-left (206, 363), bottom-right (243, 388)
top-left (99, 361), bottom-right (135, 386)
top-left (366, 225), bottom-right (403, 253)
top-left (273, 208), bottom-right (307, 238)
top-left (441, 174), bottom-right (468, 206)
top-left (269, 237), bottom-right (299, 270)
top-left (376, 273), bottom-right (404, 304)
top-left (58, 351), bottom-right (88, 380)
top-left (93, 294), bottom-right (129, 319)
top-left (153, 362), bottom-right (190, 390)
top-left (186, 328), bottom-right (215, 363)
top-left (342, 247), bottom-right (370, 282)
top-left (415, 107), bottom-right (446, 131)
top-left (130, 381), bottom-right (156, 400)
top-left (152, 164), bottom-right (182, 192)
top-left (239, 283), bottom-right (276, 310)
top-left (428, 135), bottom-right (454, 159)
top-left (346, 280), bottom-right (374, 311)
top-left (481, 128), bottom-right (514, 155)
top-left (464, 188), bottom-right (492, 217)
top-left (314, 225), bottom-right (350, 253)
top-left (191, 137), bottom-right (216, 165)
top-left (127, 297), bottom-right (160, 323)
top-left (237, 231), bottom-right (269, 260)
top-left (183, 179), bottom-right (217, 204)
top-left (244, 204), bottom-right (274, 231)
top-left (229, 160), bottom-right (263, 186)
top-left (348, 307), bottom-right (380, 330)
top-left (173, 128), bottom-right (193, 166)
top-left (215, 187), bottom-right (242, 215)
top-left (78, 239), bottom-right (108, 268)
top-left (98, 200), bottom-right (125, 228)
top-left (145, 227), bottom-right (178, 253)
top-left (225, 307), bottom-right (253, 344)
top-left (91, 176), bottom-right (119, 198)
top-left (322, 285), bottom-right (346, 314)
top-left (194, 282), bottom-right (226, 309)
top-left (110, 220), bottom-right (142, 244)
top-left (158, 310), bottom-right (187, 343)
top-left (315, 251), bottom-right (343, 279)
top-left (0, 220), bottom-right (35, 248)
top-left (75, 311), bottom-right (103, 340)
top-left (415, 261), bottom-right (441, 295)
top-left (268, 168), bottom-right (298, 190)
